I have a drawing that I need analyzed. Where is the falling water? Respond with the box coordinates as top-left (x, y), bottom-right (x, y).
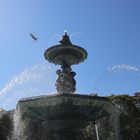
top-left (94, 64), bottom-right (140, 94)
top-left (0, 63), bottom-right (56, 110)
top-left (0, 63), bottom-right (56, 139)
top-left (12, 108), bottom-right (21, 140)
top-left (49, 33), bottom-right (61, 45)
top-left (70, 32), bottom-right (82, 38)
top-left (95, 121), bottom-right (100, 140)
top-left (70, 31), bottom-right (93, 49)
top-left (107, 64), bottom-right (139, 72)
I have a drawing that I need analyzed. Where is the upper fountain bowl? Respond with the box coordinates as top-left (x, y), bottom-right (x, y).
top-left (44, 32), bottom-right (88, 66)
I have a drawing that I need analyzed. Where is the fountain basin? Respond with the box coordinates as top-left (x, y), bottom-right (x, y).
top-left (44, 44), bottom-right (87, 66)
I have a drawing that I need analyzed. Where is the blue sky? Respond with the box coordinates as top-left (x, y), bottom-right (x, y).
top-left (0, 0), bottom-right (140, 109)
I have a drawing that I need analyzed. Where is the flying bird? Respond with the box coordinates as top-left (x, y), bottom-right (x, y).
top-left (30, 33), bottom-right (38, 41)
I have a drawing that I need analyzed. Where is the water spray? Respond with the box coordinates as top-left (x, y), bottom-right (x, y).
top-left (0, 63), bottom-right (55, 110)
top-left (94, 64), bottom-right (140, 93)
top-left (95, 121), bottom-right (99, 140)
top-left (70, 32), bottom-right (82, 38)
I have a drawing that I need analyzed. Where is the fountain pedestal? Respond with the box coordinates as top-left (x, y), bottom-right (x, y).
top-left (44, 32), bottom-right (87, 93)
top-left (55, 68), bottom-right (76, 93)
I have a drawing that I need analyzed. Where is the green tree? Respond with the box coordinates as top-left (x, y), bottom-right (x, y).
top-left (109, 94), bottom-right (140, 140)
top-left (0, 114), bottom-right (12, 140)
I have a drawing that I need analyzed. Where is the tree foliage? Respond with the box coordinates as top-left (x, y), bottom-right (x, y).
top-left (0, 113), bottom-right (13, 140)
top-left (109, 94), bottom-right (140, 140)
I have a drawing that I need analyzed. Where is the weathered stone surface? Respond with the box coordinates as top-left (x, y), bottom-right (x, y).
top-left (55, 69), bottom-right (76, 93)
top-left (10, 93), bottom-right (121, 140)
top-left (0, 93), bottom-right (121, 140)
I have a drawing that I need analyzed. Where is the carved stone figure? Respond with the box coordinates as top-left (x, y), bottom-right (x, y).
top-left (55, 69), bottom-right (76, 93)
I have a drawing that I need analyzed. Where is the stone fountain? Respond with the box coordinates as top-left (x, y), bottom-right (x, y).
top-left (44, 32), bottom-right (87, 93)
top-left (0, 32), bottom-right (121, 140)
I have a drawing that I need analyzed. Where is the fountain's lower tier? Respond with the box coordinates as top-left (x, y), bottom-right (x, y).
top-left (0, 93), bottom-right (121, 140)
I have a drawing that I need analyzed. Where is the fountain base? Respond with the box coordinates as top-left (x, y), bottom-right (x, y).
top-left (5, 93), bottom-right (121, 140)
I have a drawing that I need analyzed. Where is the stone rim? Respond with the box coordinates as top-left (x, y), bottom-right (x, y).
top-left (44, 44), bottom-right (88, 65)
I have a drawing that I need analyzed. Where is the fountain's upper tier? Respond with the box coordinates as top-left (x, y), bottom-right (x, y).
top-left (44, 32), bottom-right (88, 66)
